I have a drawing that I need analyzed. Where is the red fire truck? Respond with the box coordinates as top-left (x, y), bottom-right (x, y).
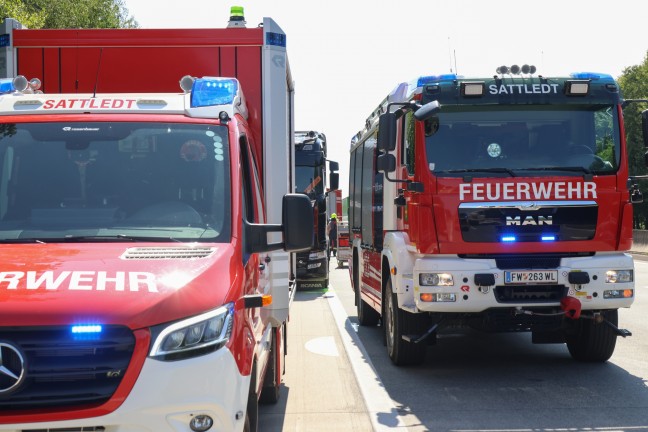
top-left (0, 11), bottom-right (309, 432)
top-left (349, 67), bottom-right (648, 366)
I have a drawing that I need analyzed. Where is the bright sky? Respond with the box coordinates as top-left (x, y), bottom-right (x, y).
top-left (123, 0), bottom-right (648, 194)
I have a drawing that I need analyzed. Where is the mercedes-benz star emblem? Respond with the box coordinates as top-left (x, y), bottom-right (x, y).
top-left (0, 342), bottom-right (25, 394)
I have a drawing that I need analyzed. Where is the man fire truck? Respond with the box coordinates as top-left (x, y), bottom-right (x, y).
top-left (294, 130), bottom-right (339, 288)
top-left (0, 11), bottom-right (309, 432)
top-left (349, 66), bottom-right (648, 366)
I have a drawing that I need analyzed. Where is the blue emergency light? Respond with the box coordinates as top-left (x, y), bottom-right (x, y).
top-left (71, 324), bottom-right (103, 334)
top-left (0, 78), bottom-right (15, 94)
top-left (541, 235), bottom-right (556, 242)
top-left (417, 74), bottom-right (458, 87)
top-left (190, 78), bottom-right (238, 108)
top-left (570, 72), bottom-right (613, 80)
top-left (501, 235), bottom-right (517, 243)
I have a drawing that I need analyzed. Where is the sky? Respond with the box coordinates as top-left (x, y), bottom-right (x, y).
top-left (123, 0), bottom-right (648, 194)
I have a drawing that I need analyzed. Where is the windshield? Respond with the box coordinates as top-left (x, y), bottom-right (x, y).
top-left (0, 121), bottom-right (230, 242)
top-left (425, 105), bottom-right (620, 176)
top-left (295, 165), bottom-right (324, 197)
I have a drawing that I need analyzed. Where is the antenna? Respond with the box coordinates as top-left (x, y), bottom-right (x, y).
top-left (447, 37), bottom-right (453, 73)
top-left (453, 49), bottom-right (458, 76)
top-left (93, 47), bottom-right (103, 98)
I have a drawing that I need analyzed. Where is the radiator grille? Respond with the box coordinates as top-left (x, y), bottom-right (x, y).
top-left (0, 326), bottom-right (135, 411)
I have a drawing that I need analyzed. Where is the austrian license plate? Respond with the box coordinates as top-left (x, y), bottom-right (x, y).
top-left (504, 270), bottom-right (558, 284)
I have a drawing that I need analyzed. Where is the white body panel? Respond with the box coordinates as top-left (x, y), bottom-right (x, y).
top-left (0, 348), bottom-right (249, 432)
top-left (261, 18), bottom-right (295, 324)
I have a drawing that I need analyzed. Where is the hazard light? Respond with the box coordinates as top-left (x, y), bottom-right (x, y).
top-left (190, 78), bottom-right (238, 108)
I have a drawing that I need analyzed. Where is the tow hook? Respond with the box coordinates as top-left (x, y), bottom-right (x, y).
top-left (585, 312), bottom-right (633, 338)
top-left (403, 318), bottom-right (443, 344)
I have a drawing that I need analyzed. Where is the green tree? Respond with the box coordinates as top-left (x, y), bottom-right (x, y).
top-left (618, 51), bottom-right (648, 228)
top-left (1, 0), bottom-right (137, 29)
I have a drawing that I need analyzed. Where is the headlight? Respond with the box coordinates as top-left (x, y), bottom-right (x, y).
top-left (605, 270), bottom-right (633, 283)
top-left (150, 303), bottom-right (234, 360)
top-left (419, 273), bottom-right (454, 286)
top-left (309, 251), bottom-right (327, 260)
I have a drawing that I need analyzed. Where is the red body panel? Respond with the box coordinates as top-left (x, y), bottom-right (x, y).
top-left (13, 27), bottom-right (266, 180)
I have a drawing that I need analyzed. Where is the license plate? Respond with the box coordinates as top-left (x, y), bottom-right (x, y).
top-left (504, 270), bottom-right (558, 284)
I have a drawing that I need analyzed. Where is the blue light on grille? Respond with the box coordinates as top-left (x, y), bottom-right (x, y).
top-left (266, 32), bottom-right (286, 47)
top-left (72, 325), bottom-right (103, 334)
top-left (190, 78), bottom-right (238, 108)
top-left (501, 235), bottom-right (517, 243)
top-left (541, 235), bottom-right (556, 242)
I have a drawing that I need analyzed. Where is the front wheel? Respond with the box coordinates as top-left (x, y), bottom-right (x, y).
top-left (384, 278), bottom-right (427, 366)
top-left (565, 309), bottom-right (618, 362)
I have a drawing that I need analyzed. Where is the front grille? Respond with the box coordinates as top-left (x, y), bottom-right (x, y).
top-left (494, 284), bottom-right (567, 303)
top-left (0, 326), bottom-right (135, 411)
top-left (460, 252), bottom-right (593, 270)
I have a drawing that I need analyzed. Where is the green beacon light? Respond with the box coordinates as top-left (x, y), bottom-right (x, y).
top-left (227, 6), bottom-right (246, 28)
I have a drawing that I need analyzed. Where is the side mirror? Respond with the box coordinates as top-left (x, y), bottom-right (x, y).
top-left (282, 194), bottom-right (313, 252)
top-left (329, 160), bottom-right (339, 172)
top-left (329, 172), bottom-right (339, 191)
top-left (376, 153), bottom-right (396, 173)
top-left (245, 194), bottom-right (313, 253)
top-left (377, 112), bottom-right (397, 152)
top-left (413, 100), bottom-right (441, 121)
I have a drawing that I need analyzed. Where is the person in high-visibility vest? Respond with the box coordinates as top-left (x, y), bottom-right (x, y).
top-left (327, 213), bottom-right (338, 261)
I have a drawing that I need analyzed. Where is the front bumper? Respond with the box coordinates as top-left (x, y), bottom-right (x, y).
top-left (0, 347), bottom-right (249, 432)
top-left (406, 253), bottom-right (635, 313)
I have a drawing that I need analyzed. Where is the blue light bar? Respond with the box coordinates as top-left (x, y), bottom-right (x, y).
top-left (541, 235), bottom-right (556, 242)
top-left (570, 72), bottom-right (613, 80)
top-left (0, 78), bottom-right (15, 94)
top-left (71, 324), bottom-right (103, 334)
top-left (266, 32), bottom-right (286, 47)
top-left (190, 78), bottom-right (238, 108)
top-left (501, 235), bottom-right (517, 243)
top-left (417, 74), bottom-right (458, 87)
top-left (0, 34), bottom-right (10, 48)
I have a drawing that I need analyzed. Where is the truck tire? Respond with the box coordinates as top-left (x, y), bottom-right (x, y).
top-left (384, 278), bottom-right (426, 366)
top-left (565, 309), bottom-right (618, 362)
top-left (260, 329), bottom-right (281, 404)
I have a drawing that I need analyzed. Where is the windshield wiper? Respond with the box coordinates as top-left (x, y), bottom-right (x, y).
top-left (0, 238), bottom-right (47, 244)
top-left (519, 166), bottom-right (592, 175)
top-left (59, 234), bottom-right (182, 243)
top-left (444, 168), bottom-right (517, 177)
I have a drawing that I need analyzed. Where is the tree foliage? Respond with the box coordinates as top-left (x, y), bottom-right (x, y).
top-left (618, 51), bottom-right (648, 228)
top-left (1, 0), bottom-right (138, 29)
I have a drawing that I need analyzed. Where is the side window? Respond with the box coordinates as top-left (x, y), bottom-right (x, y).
top-left (352, 144), bottom-right (364, 231)
top-left (404, 111), bottom-right (415, 175)
top-left (361, 135), bottom-right (376, 245)
top-left (240, 136), bottom-right (255, 260)
top-left (348, 150), bottom-right (355, 231)
top-left (249, 149), bottom-right (265, 224)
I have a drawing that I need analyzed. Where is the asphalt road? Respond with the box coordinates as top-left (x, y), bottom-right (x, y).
top-left (331, 258), bottom-right (648, 432)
